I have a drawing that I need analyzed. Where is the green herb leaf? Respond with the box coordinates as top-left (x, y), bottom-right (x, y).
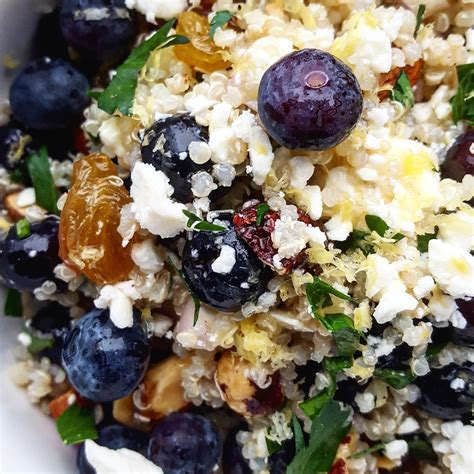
top-left (318, 313), bottom-right (355, 332)
top-left (266, 437), bottom-right (282, 456)
top-left (299, 357), bottom-right (352, 419)
top-left (406, 436), bottom-right (437, 462)
top-left (450, 63), bottom-right (474, 126)
top-left (417, 228), bottom-right (438, 253)
top-left (306, 277), bottom-right (351, 319)
top-left (292, 414), bottom-right (305, 454)
top-left (349, 442), bottom-right (386, 459)
top-left (209, 10), bottom-right (233, 39)
top-left (166, 256), bottom-right (201, 325)
top-left (4, 288), bottom-right (22, 317)
top-left (97, 20), bottom-right (189, 116)
top-left (56, 404), bottom-right (98, 445)
top-left (391, 71), bottom-right (415, 109)
top-left (256, 203), bottom-right (270, 226)
top-left (26, 146), bottom-right (59, 215)
top-left (365, 215), bottom-right (404, 240)
top-left (318, 314), bottom-right (360, 358)
top-left (15, 218), bottom-right (31, 239)
top-left (374, 367), bottom-right (416, 389)
top-left (414, 4), bottom-right (426, 38)
top-left (287, 400), bottom-right (352, 474)
top-left (21, 329), bottom-right (54, 354)
top-left (87, 90), bottom-right (103, 100)
top-left (9, 168), bottom-right (24, 184)
top-left (183, 210), bottom-right (226, 232)
top-left (338, 229), bottom-right (374, 256)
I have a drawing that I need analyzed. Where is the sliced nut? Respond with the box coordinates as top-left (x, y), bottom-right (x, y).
top-left (48, 388), bottom-right (91, 419)
top-left (215, 351), bottom-right (284, 417)
top-left (113, 394), bottom-right (136, 428)
top-left (4, 192), bottom-right (27, 221)
top-left (140, 355), bottom-right (191, 420)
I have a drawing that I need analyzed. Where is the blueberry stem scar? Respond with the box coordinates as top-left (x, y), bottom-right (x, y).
top-left (305, 70), bottom-right (329, 89)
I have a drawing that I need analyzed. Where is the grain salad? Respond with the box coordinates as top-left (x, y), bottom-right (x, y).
top-left (0, 0), bottom-right (473, 473)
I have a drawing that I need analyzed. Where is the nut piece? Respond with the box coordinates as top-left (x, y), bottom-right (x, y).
top-left (4, 192), bottom-right (27, 221)
top-left (215, 351), bottom-right (284, 417)
top-left (113, 394), bottom-right (135, 428)
top-left (140, 355), bottom-right (191, 420)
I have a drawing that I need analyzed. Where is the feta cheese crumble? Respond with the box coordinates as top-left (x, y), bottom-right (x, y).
top-left (211, 245), bottom-right (236, 274)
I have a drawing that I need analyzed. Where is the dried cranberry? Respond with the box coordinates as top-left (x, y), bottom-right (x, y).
top-left (245, 373), bottom-right (285, 416)
top-left (233, 201), bottom-right (319, 274)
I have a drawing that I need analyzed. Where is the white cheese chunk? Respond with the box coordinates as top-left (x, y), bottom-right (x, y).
top-left (125, 0), bottom-right (188, 22)
top-left (211, 245), bottom-right (236, 274)
top-left (131, 238), bottom-right (164, 274)
top-left (85, 440), bottom-right (163, 473)
top-left (289, 156), bottom-right (314, 190)
top-left (130, 162), bottom-right (187, 239)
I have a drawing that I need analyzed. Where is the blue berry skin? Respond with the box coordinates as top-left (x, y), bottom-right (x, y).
top-left (33, 8), bottom-right (70, 60)
top-left (30, 302), bottom-right (71, 365)
top-left (441, 129), bottom-right (474, 183)
top-left (148, 412), bottom-right (222, 474)
top-left (77, 424), bottom-right (150, 474)
top-left (257, 49), bottom-right (363, 151)
top-left (453, 298), bottom-right (474, 348)
top-left (0, 217), bottom-right (61, 292)
top-left (181, 212), bottom-right (271, 312)
top-left (61, 308), bottom-right (150, 402)
top-left (60, 0), bottom-right (137, 61)
top-left (141, 115), bottom-right (212, 203)
top-left (9, 58), bottom-right (89, 131)
top-left (415, 363), bottom-right (474, 421)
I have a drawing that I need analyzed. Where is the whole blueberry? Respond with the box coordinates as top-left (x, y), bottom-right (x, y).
top-left (30, 302), bottom-right (71, 364)
top-left (415, 363), bottom-right (474, 420)
top-left (141, 115), bottom-right (212, 202)
top-left (0, 217), bottom-right (61, 292)
top-left (441, 129), bottom-right (474, 183)
top-left (453, 298), bottom-right (474, 347)
top-left (334, 377), bottom-right (368, 410)
top-left (9, 57), bottom-right (89, 130)
top-left (60, 0), bottom-right (137, 61)
top-left (61, 308), bottom-right (150, 402)
top-left (223, 428), bottom-right (251, 474)
top-left (77, 424), bottom-right (150, 474)
top-left (148, 412), bottom-right (222, 474)
top-left (257, 49), bottom-right (363, 150)
top-left (33, 8), bottom-right (70, 60)
top-left (181, 212), bottom-right (272, 312)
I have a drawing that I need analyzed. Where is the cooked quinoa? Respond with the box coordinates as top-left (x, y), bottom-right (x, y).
top-left (1, 0), bottom-right (473, 473)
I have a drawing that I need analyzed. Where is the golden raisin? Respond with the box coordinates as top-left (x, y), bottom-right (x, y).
top-left (378, 59), bottom-right (424, 101)
top-left (174, 11), bottom-right (229, 73)
top-left (59, 153), bottom-right (134, 284)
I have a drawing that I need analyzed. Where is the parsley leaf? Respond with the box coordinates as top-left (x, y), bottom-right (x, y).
top-left (209, 10), bottom-right (233, 39)
top-left (450, 63), bottom-right (474, 126)
top-left (373, 367), bottom-right (416, 389)
top-left (414, 4), bottom-right (426, 38)
top-left (56, 404), bottom-right (98, 445)
top-left (255, 203), bottom-right (270, 226)
top-left (287, 400), bottom-right (352, 474)
top-left (318, 314), bottom-right (360, 357)
top-left (15, 218), bottom-right (30, 239)
top-left (306, 276), bottom-right (351, 319)
top-left (299, 357), bottom-right (352, 419)
top-left (391, 71), bottom-right (415, 109)
top-left (21, 329), bottom-right (54, 354)
top-left (417, 228), bottom-right (438, 253)
top-left (349, 442), bottom-right (386, 459)
top-left (265, 437), bottom-right (282, 456)
top-left (406, 436), bottom-right (437, 462)
top-left (183, 210), bottom-right (226, 232)
top-left (338, 229), bottom-right (374, 256)
top-left (97, 20), bottom-right (189, 116)
top-left (26, 146), bottom-right (59, 215)
top-left (365, 215), bottom-right (404, 241)
top-left (292, 414), bottom-right (305, 454)
top-left (87, 90), bottom-right (102, 101)
top-left (4, 288), bottom-right (22, 317)
top-left (166, 256), bottom-right (201, 325)
top-left (9, 168), bottom-right (24, 184)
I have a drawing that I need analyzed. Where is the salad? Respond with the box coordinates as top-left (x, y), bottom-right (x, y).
top-left (1, 0), bottom-right (473, 473)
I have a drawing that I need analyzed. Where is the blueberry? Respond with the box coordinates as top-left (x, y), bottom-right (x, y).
top-left (334, 377), bottom-right (368, 410)
top-left (257, 49), bottom-right (363, 150)
top-left (0, 217), bottom-right (61, 292)
top-left (181, 212), bottom-right (272, 312)
top-left (60, 0), bottom-right (137, 61)
top-left (441, 129), bottom-right (474, 183)
top-left (61, 308), bottom-right (150, 402)
top-left (9, 57), bottom-right (89, 131)
top-left (415, 363), bottom-right (474, 420)
top-left (223, 428), bottom-right (251, 474)
top-left (377, 344), bottom-right (412, 371)
top-left (141, 115), bottom-right (212, 202)
top-left (30, 302), bottom-right (71, 364)
top-left (453, 298), bottom-right (474, 347)
top-left (269, 439), bottom-right (295, 474)
top-left (0, 125), bottom-right (35, 171)
top-left (77, 424), bottom-right (150, 474)
top-left (148, 412), bottom-right (222, 474)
